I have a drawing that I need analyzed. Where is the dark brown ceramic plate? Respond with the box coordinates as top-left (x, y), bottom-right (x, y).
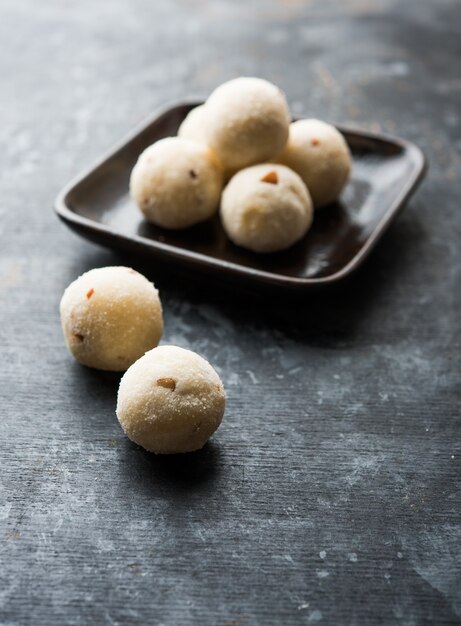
top-left (55, 101), bottom-right (427, 291)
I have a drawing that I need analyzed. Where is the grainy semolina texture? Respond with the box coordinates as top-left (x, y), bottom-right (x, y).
top-left (205, 77), bottom-right (290, 172)
top-left (116, 345), bottom-right (225, 454)
top-left (275, 119), bottom-right (352, 208)
top-left (130, 136), bottom-right (223, 229)
top-left (221, 163), bottom-right (313, 253)
top-left (60, 266), bottom-right (163, 371)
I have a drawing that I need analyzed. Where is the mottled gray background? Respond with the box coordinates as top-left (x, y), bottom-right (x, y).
top-left (0, 0), bottom-right (460, 625)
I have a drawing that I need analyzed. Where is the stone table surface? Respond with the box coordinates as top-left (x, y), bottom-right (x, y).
top-left (0, 1), bottom-right (460, 625)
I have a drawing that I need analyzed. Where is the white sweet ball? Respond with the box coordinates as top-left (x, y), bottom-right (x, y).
top-left (178, 105), bottom-right (236, 181)
top-left (177, 105), bottom-right (207, 143)
top-left (116, 346), bottom-right (226, 454)
top-left (275, 119), bottom-right (352, 208)
top-left (205, 77), bottom-right (291, 171)
top-left (130, 137), bottom-right (223, 229)
top-left (60, 267), bottom-right (163, 372)
top-left (220, 164), bottom-right (313, 253)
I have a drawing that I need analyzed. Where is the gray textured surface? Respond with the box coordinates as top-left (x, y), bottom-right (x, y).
top-left (0, 0), bottom-right (460, 624)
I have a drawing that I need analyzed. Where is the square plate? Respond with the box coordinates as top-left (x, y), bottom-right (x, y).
top-left (55, 101), bottom-right (427, 292)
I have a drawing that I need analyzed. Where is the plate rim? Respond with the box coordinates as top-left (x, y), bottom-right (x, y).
top-left (54, 99), bottom-right (428, 290)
